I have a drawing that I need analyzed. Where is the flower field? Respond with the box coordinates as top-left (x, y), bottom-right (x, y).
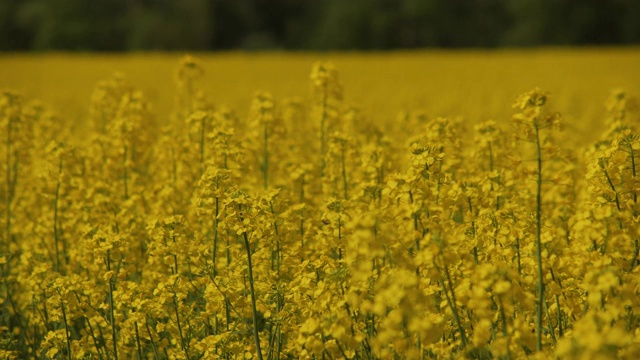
top-left (1, 50), bottom-right (640, 359)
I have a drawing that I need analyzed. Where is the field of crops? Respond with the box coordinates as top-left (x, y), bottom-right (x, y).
top-left (1, 49), bottom-right (640, 359)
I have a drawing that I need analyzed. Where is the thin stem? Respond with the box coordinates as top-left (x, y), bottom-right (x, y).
top-left (97, 326), bottom-right (107, 359)
top-left (269, 202), bottom-right (281, 275)
top-left (628, 144), bottom-right (638, 269)
top-left (468, 196), bottom-right (478, 264)
top-left (545, 300), bottom-right (557, 344)
top-left (497, 297), bottom-right (508, 337)
top-left (145, 320), bottom-right (159, 359)
top-left (107, 251), bottom-right (118, 360)
top-left (53, 158), bottom-right (62, 273)
top-left (213, 196), bottom-right (219, 278)
top-left (242, 231), bottom-right (264, 360)
top-left (5, 112), bottom-right (13, 248)
top-left (320, 87), bottom-right (327, 155)
top-left (555, 295), bottom-right (563, 338)
top-left (172, 235), bottom-right (179, 275)
top-left (275, 287), bottom-right (283, 360)
top-left (123, 144), bottom-right (129, 200)
top-left (299, 177), bottom-right (306, 259)
top-left (337, 216), bottom-right (342, 261)
top-left (515, 237), bottom-right (522, 275)
top-left (534, 122), bottom-right (545, 352)
top-left (440, 264), bottom-right (468, 347)
top-left (226, 236), bottom-right (231, 267)
top-left (59, 294), bottom-right (72, 360)
top-left (134, 322), bottom-right (143, 360)
top-left (84, 316), bottom-right (106, 360)
top-left (603, 168), bottom-right (621, 213)
top-left (173, 293), bottom-right (190, 360)
top-left (631, 148), bottom-right (638, 175)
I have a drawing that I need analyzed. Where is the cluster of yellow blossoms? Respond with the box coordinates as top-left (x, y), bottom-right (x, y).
top-left (1, 55), bottom-right (639, 359)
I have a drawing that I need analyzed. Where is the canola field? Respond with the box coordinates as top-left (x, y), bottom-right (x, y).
top-left (1, 49), bottom-right (640, 359)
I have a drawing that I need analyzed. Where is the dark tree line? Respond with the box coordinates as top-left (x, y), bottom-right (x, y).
top-left (1, 0), bottom-right (639, 51)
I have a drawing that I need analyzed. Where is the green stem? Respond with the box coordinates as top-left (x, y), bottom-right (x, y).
top-left (242, 231), bottom-right (264, 360)
top-left (84, 316), bottom-right (106, 360)
top-left (134, 322), bottom-right (143, 360)
top-left (123, 144), bottom-right (129, 200)
top-left (107, 251), bottom-right (118, 360)
top-left (630, 144), bottom-right (637, 204)
top-left (468, 196), bottom-right (478, 264)
top-left (276, 287), bottom-right (283, 360)
top-left (435, 147), bottom-right (444, 205)
top-left (603, 168), bottom-right (621, 213)
top-left (440, 264), bottom-right (468, 347)
top-left (269, 202), bottom-right (281, 275)
top-left (497, 297), bottom-right (508, 337)
top-left (173, 293), bottom-right (190, 360)
top-left (534, 122), bottom-right (545, 352)
top-left (515, 237), bottom-right (522, 275)
top-left (59, 293), bottom-right (72, 360)
top-left (555, 295), bottom-right (563, 338)
top-left (53, 158), bottom-right (62, 273)
top-left (5, 113), bottom-right (13, 248)
top-left (629, 144), bottom-right (638, 269)
top-left (213, 196), bottom-right (219, 278)
top-left (338, 216), bottom-right (342, 260)
top-left (145, 319), bottom-right (159, 359)
top-left (545, 300), bottom-right (556, 344)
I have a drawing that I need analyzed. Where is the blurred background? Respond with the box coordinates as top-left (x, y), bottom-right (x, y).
top-left (1, 0), bottom-right (639, 52)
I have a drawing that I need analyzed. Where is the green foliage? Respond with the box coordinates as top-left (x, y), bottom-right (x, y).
top-left (0, 0), bottom-right (639, 51)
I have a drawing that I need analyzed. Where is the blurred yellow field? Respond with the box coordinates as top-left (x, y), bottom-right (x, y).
top-left (1, 50), bottom-right (640, 359)
top-left (1, 48), bottom-right (639, 143)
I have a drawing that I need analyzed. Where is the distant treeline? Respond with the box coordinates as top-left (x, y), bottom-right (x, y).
top-left (1, 0), bottom-right (639, 51)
